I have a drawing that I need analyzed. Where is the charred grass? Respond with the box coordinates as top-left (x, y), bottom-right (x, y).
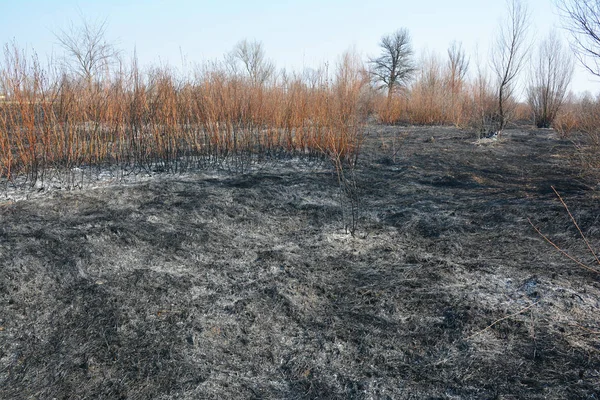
top-left (1, 126), bottom-right (599, 399)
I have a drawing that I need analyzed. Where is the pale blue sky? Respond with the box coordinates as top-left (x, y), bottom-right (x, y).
top-left (1, 0), bottom-right (599, 96)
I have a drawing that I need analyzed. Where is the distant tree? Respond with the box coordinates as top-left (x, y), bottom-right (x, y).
top-left (55, 17), bottom-right (120, 85)
top-left (446, 41), bottom-right (469, 93)
top-left (490, 0), bottom-right (531, 132)
top-left (369, 29), bottom-right (416, 101)
top-left (229, 39), bottom-right (275, 85)
top-left (555, 0), bottom-right (600, 77)
top-left (446, 41), bottom-right (469, 125)
top-left (527, 31), bottom-right (574, 128)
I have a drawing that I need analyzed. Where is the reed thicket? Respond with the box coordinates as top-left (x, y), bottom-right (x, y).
top-left (553, 93), bottom-right (600, 177)
top-left (3, 40), bottom-right (599, 190)
top-left (0, 45), bottom-right (370, 188)
top-left (373, 52), bottom-right (498, 130)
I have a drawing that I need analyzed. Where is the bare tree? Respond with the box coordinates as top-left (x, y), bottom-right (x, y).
top-left (556, 0), bottom-right (600, 77)
top-left (369, 29), bottom-right (416, 101)
top-left (446, 41), bottom-right (469, 125)
top-left (230, 39), bottom-right (275, 85)
top-left (527, 30), bottom-right (574, 128)
top-left (447, 41), bottom-right (469, 92)
top-left (55, 17), bottom-right (120, 85)
top-left (490, 0), bottom-right (531, 132)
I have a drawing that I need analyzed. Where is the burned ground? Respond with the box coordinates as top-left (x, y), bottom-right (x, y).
top-left (1, 126), bottom-right (599, 399)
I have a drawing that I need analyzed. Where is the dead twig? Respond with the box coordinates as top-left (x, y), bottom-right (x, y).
top-left (570, 323), bottom-right (600, 335)
top-left (551, 186), bottom-right (600, 266)
top-left (528, 218), bottom-right (600, 275)
top-left (527, 186), bottom-right (600, 275)
top-left (466, 301), bottom-right (540, 340)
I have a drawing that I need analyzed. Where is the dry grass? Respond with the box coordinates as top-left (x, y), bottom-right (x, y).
top-left (554, 93), bottom-right (600, 136)
top-left (554, 94), bottom-right (600, 178)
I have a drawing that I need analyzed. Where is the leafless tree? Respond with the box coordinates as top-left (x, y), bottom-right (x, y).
top-left (302, 67), bottom-right (326, 89)
top-left (447, 41), bottom-right (469, 92)
top-left (230, 39), bottom-right (275, 85)
top-left (369, 29), bottom-right (416, 101)
top-left (490, 0), bottom-right (531, 132)
top-left (556, 0), bottom-right (600, 77)
top-left (446, 41), bottom-right (469, 125)
top-left (55, 17), bottom-right (120, 85)
top-left (527, 30), bottom-right (574, 128)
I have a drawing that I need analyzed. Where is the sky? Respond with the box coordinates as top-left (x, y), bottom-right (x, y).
top-left (1, 0), bottom-right (599, 97)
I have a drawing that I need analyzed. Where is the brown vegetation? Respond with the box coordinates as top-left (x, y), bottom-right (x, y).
top-left (554, 93), bottom-right (600, 177)
top-left (0, 44), bottom-right (369, 189)
top-left (2, 0), bottom-right (600, 188)
top-left (373, 52), bottom-right (497, 133)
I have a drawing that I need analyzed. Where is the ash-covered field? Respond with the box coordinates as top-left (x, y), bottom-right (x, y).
top-left (1, 126), bottom-right (599, 399)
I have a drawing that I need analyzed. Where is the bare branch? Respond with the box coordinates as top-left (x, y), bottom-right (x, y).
top-left (447, 41), bottom-right (470, 86)
top-left (54, 16), bottom-right (120, 85)
top-left (229, 39), bottom-right (275, 85)
top-left (556, 0), bottom-right (600, 77)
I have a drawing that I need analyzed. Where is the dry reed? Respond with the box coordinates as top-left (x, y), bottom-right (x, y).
top-left (0, 45), bottom-right (369, 188)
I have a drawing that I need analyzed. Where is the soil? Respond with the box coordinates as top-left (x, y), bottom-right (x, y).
top-left (1, 125), bottom-right (599, 399)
